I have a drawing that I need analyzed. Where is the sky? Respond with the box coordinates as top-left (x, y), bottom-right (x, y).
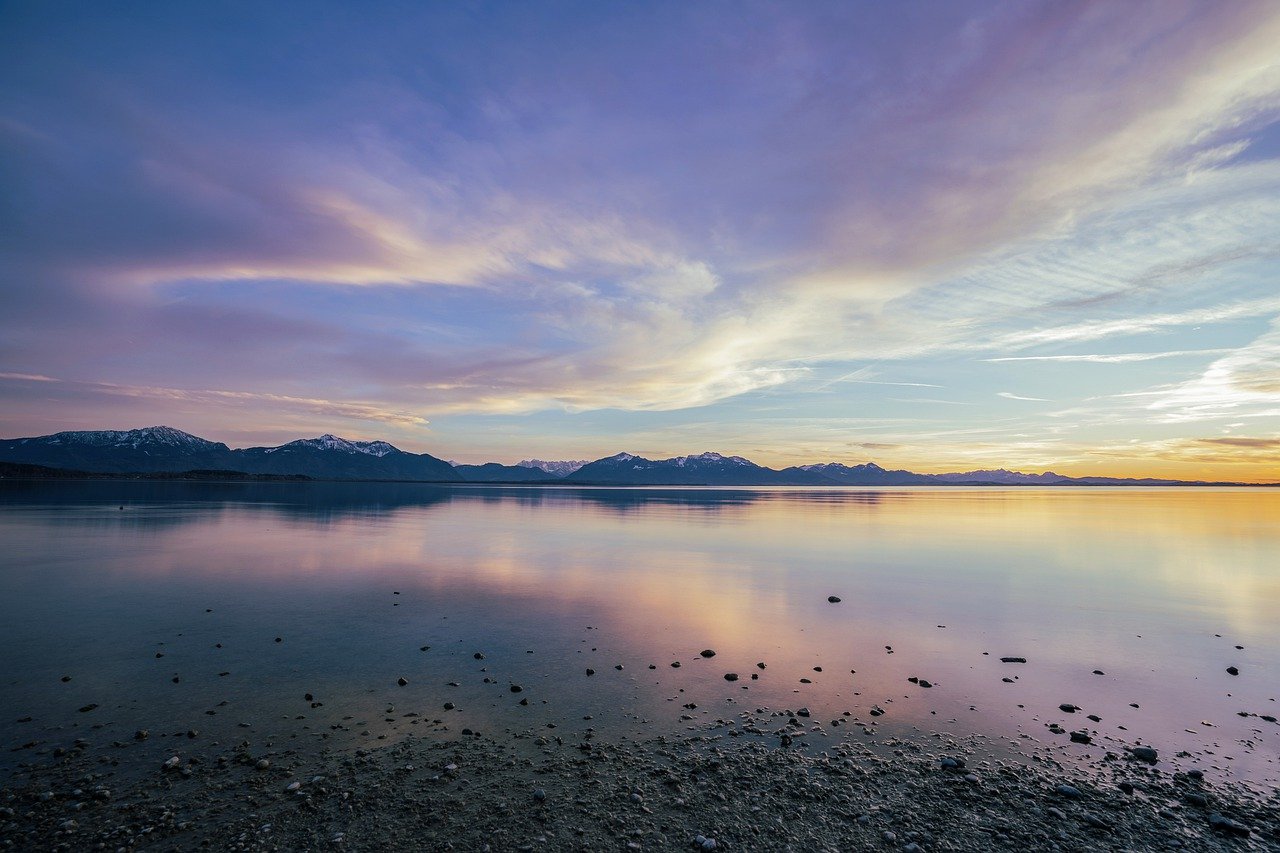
top-left (2, 1), bottom-right (1279, 480)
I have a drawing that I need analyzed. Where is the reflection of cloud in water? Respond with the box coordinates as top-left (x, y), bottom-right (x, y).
top-left (1, 482), bottom-right (1277, 783)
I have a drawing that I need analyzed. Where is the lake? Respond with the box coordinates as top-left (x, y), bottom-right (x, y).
top-left (1, 481), bottom-right (1277, 791)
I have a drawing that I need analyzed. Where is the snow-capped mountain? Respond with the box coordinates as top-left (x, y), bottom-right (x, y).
top-left (0, 427), bottom-right (459, 481)
top-left (0, 426), bottom-right (232, 473)
top-left (786, 461), bottom-right (931, 485)
top-left (237, 435), bottom-right (459, 480)
top-left (517, 459), bottom-right (589, 477)
top-left (930, 468), bottom-right (1070, 485)
top-left (266, 434), bottom-right (398, 457)
top-left (0, 427), bottom-right (1208, 485)
top-left (566, 451), bottom-right (812, 485)
top-left (25, 425), bottom-right (226, 452)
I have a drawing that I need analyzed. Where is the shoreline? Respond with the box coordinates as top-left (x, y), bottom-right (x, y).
top-left (3, 717), bottom-right (1276, 851)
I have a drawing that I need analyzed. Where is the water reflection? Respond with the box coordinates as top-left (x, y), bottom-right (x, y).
top-left (1, 482), bottom-right (1277, 785)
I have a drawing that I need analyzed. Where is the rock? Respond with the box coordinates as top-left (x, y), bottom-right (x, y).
top-left (919, 680), bottom-right (932, 688)
top-left (1092, 669), bottom-right (1105, 675)
top-left (397, 677), bottom-right (408, 686)
top-left (443, 702), bottom-right (455, 710)
top-left (1086, 714), bottom-right (1101, 722)
top-left (756, 662), bottom-right (766, 669)
top-left (285, 781), bottom-right (301, 792)
top-left (723, 673), bottom-right (738, 682)
top-left (827, 596), bottom-right (841, 603)
top-left (1069, 731), bottom-right (1091, 744)
top-left (77, 704), bottom-right (97, 713)
top-left (509, 684), bottom-right (523, 693)
top-left (796, 707), bottom-right (810, 717)
top-left (1059, 703), bottom-right (1078, 713)
top-left (615, 664), bottom-right (624, 670)
top-left (586, 668), bottom-right (595, 676)
top-left (869, 706), bottom-right (884, 717)
top-left (700, 649), bottom-right (716, 658)
top-left (1055, 784), bottom-right (1082, 799)
top-left (963, 772), bottom-right (980, 784)
top-left (134, 729), bottom-right (148, 740)
top-left (162, 756), bottom-right (181, 771)
top-left (1184, 792), bottom-right (1209, 808)
top-left (256, 759), bottom-right (270, 770)
top-left (1129, 746), bottom-right (1158, 764)
top-left (473, 652), bottom-right (485, 660)
top-left (670, 662), bottom-right (681, 668)
top-left (1225, 666), bottom-right (1239, 676)
top-left (533, 788), bottom-right (546, 802)
top-left (1208, 813), bottom-right (1250, 837)
top-left (939, 757), bottom-right (965, 771)
top-left (1000, 657), bottom-right (1027, 663)
top-left (1002, 677), bottom-right (1015, 683)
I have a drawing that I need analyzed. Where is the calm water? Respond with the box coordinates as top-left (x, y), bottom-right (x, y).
top-left (2, 482), bottom-right (1277, 787)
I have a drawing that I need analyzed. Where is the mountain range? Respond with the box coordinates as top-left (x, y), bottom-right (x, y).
top-left (0, 426), bottom-right (1261, 486)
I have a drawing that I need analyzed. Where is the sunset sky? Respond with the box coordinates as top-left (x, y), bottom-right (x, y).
top-left (2, 1), bottom-right (1279, 479)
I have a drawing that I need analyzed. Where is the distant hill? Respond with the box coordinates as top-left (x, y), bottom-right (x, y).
top-left (452, 462), bottom-right (558, 482)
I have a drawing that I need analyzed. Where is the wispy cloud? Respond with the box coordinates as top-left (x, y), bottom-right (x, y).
top-left (993, 297), bottom-right (1280, 350)
top-left (2, 3), bottom-right (1280, 474)
top-left (998, 392), bottom-right (1051, 402)
top-left (985, 349), bottom-right (1231, 363)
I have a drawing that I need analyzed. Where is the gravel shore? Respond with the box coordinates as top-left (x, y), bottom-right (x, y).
top-left (4, 712), bottom-right (1277, 851)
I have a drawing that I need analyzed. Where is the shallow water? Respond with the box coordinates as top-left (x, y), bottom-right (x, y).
top-left (1, 481), bottom-right (1277, 787)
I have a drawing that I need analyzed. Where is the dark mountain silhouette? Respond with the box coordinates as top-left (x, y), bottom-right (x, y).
top-left (0, 427), bottom-right (1263, 486)
top-left (452, 462), bottom-right (557, 482)
top-left (0, 427), bottom-right (460, 481)
top-left (568, 452), bottom-right (829, 485)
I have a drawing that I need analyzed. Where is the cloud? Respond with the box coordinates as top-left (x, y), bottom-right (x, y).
top-left (2, 2), bottom-right (1280, 468)
top-left (1193, 437), bottom-right (1280, 449)
top-left (998, 392), bottom-right (1050, 402)
top-left (993, 296), bottom-right (1280, 350)
top-left (1142, 318), bottom-right (1280, 423)
top-left (985, 349), bottom-right (1231, 363)
top-left (0, 373), bottom-right (428, 430)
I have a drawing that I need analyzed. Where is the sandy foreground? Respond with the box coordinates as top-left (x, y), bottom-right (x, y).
top-left (3, 705), bottom-right (1277, 852)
